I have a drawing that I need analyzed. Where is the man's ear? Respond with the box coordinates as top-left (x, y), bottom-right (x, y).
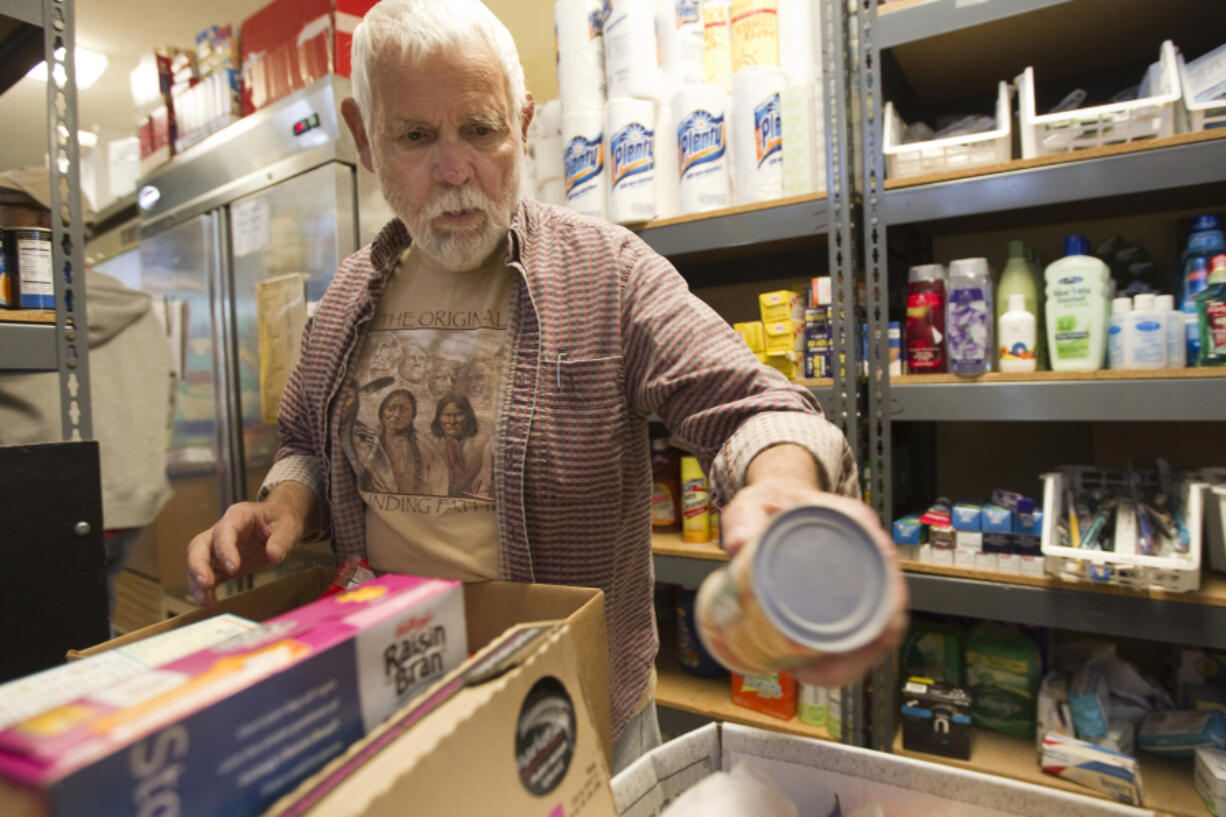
top-left (520, 92), bottom-right (535, 147)
top-left (341, 98), bottom-right (376, 173)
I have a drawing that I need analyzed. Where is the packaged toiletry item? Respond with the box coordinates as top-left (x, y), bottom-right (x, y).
top-left (797, 682), bottom-right (827, 727)
top-left (956, 530), bottom-right (983, 551)
top-left (998, 293), bottom-right (1037, 372)
top-left (982, 533), bottom-right (1013, 554)
top-left (1197, 253), bottom-right (1226, 366)
top-left (981, 503), bottom-right (1013, 533)
top-left (1036, 673), bottom-right (1075, 749)
top-left (1068, 667), bottom-right (1111, 740)
top-left (929, 525), bottom-right (955, 550)
top-left (946, 258), bottom-right (993, 376)
top-left (952, 502), bottom-right (982, 531)
top-left (1107, 296), bottom-right (1130, 369)
top-left (1013, 535), bottom-right (1041, 557)
top-left (1040, 732), bottom-right (1144, 806)
top-left (990, 488), bottom-right (1030, 512)
top-left (1138, 709), bottom-right (1226, 757)
top-left (888, 321), bottom-right (902, 375)
top-left (900, 677), bottom-right (972, 760)
top-left (892, 514), bottom-right (924, 545)
top-left (1196, 746), bottom-right (1226, 817)
top-left (1155, 294), bottom-right (1186, 368)
top-left (997, 240), bottom-right (1044, 369)
top-left (1125, 292), bottom-right (1167, 369)
top-left (731, 670), bottom-right (798, 720)
top-left (974, 551), bottom-right (998, 571)
top-left (919, 497), bottom-right (952, 527)
top-left (1181, 215), bottom-right (1225, 363)
top-left (966, 622), bottom-right (1041, 738)
top-left (901, 621), bottom-right (964, 685)
top-left (1045, 234), bottom-right (1109, 371)
top-left (1095, 719), bottom-right (1137, 756)
top-left (681, 456), bottom-right (711, 543)
top-left (1014, 507), bottom-right (1043, 537)
top-left (906, 263), bottom-right (947, 373)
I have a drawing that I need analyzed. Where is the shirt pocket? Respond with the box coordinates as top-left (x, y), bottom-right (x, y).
top-left (530, 354), bottom-right (628, 504)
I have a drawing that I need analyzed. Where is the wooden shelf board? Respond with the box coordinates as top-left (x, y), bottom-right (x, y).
top-left (877, 0), bottom-right (937, 13)
top-left (656, 632), bottom-right (834, 743)
top-left (884, 129), bottom-right (1226, 191)
top-left (890, 369), bottom-right (1226, 385)
top-left (900, 559), bottom-right (1226, 610)
top-left (635, 192), bottom-right (827, 232)
top-left (892, 727), bottom-right (1205, 817)
top-left (0, 309), bottom-right (56, 324)
top-left (652, 531), bottom-right (728, 562)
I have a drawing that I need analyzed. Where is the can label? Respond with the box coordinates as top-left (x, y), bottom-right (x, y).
top-left (677, 110), bottom-right (726, 179)
top-left (17, 234), bottom-right (53, 309)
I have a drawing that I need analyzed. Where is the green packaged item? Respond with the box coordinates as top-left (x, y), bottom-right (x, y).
top-left (901, 620), bottom-right (965, 686)
top-left (966, 622), bottom-right (1041, 739)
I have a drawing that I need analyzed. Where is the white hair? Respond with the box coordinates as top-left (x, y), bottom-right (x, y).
top-left (351, 0), bottom-right (528, 126)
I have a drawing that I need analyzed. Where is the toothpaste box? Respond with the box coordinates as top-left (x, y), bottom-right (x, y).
top-left (759, 290), bottom-right (805, 324)
top-left (1014, 509), bottom-right (1044, 537)
top-left (1196, 746), bottom-right (1226, 816)
top-left (952, 503), bottom-right (983, 532)
top-left (981, 504), bottom-right (1014, 534)
top-left (955, 531), bottom-right (983, 551)
top-left (893, 514), bottom-right (924, 546)
top-left (0, 574), bottom-right (467, 817)
top-left (1040, 731), bottom-right (1144, 806)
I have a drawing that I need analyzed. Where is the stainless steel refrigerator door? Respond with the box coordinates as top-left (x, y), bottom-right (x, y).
top-left (227, 162), bottom-right (357, 501)
top-left (137, 211), bottom-right (229, 597)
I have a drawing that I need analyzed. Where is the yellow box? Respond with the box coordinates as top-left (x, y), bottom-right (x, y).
top-left (758, 290), bottom-right (805, 324)
top-left (733, 320), bottom-right (766, 354)
top-left (763, 320), bottom-right (803, 355)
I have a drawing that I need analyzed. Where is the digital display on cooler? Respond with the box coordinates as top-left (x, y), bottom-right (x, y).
top-left (293, 113), bottom-right (321, 136)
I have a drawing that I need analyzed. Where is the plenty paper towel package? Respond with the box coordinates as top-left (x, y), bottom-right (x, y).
top-left (730, 0), bottom-right (780, 73)
top-left (604, 0), bottom-right (661, 100)
top-left (653, 100), bottom-right (681, 218)
top-left (731, 66), bottom-right (786, 203)
top-left (0, 575), bottom-right (467, 817)
top-left (659, 0), bottom-right (705, 93)
top-left (555, 0), bottom-right (607, 115)
top-left (777, 0), bottom-right (819, 87)
top-left (781, 82), bottom-right (824, 195)
top-left (563, 111), bottom-right (609, 218)
top-left (534, 132), bottom-right (565, 184)
top-left (607, 97), bottom-right (658, 223)
top-left (700, 0), bottom-right (733, 89)
top-left (674, 84), bottom-right (731, 213)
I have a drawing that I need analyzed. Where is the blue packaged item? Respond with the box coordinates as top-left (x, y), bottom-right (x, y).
top-left (952, 503), bottom-right (983, 532)
top-left (1138, 709), bottom-right (1226, 757)
top-left (893, 514), bottom-right (924, 545)
top-left (1069, 667), bottom-right (1111, 740)
top-left (676, 588), bottom-right (726, 679)
top-left (1014, 507), bottom-right (1044, 536)
top-left (982, 503), bottom-right (1013, 533)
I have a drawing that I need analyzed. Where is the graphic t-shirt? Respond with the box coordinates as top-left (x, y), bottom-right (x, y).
top-left (339, 246), bottom-right (510, 581)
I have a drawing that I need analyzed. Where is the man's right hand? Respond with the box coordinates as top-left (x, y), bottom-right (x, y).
top-left (186, 482), bottom-right (316, 607)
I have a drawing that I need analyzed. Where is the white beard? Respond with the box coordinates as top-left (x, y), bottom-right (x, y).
top-left (379, 154), bottom-right (522, 272)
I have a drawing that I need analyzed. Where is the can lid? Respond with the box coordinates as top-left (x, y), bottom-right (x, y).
top-left (751, 505), bottom-right (893, 654)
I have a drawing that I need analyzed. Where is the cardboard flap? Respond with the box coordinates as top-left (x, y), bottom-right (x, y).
top-left (612, 723), bottom-right (721, 817)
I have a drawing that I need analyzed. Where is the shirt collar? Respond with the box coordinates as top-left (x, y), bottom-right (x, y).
top-left (368, 198), bottom-right (532, 278)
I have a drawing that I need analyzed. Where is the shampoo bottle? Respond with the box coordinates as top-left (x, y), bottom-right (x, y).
top-left (1045, 234), bottom-right (1109, 371)
top-left (996, 241), bottom-right (1041, 368)
top-left (1124, 293), bottom-right (1166, 370)
top-left (946, 258), bottom-right (993, 376)
top-left (1154, 294), bottom-right (1186, 369)
top-left (1181, 215), bottom-right (1225, 363)
top-left (998, 293), bottom-right (1037, 373)
top-left (1107, 297), bottom-right (1130, 370)
top-left (906, 263), bottom-right (947, 373)
top-left (1197, 254), bottom-right (1226, 367)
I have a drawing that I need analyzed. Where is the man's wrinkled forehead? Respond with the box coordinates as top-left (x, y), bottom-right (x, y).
top-left (367, 37), bottom-right (513, 120)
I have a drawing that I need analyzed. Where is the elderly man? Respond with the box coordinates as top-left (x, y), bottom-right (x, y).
top-left (187, 0), bottom-right (906, 771)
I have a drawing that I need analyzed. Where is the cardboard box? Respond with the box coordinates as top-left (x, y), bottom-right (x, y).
top-left (1196, 746), bottom-right (1226, 816)
top-left (731, 672), bottom-right (797, 721)
top-left (900, 677), bottom-right (972, 760)
top-left (981, 504), bottom-right (1014, 533)
top-left (0, 574), bottom-right (470, 817)
top-left (893, 514), bottom-right (924, 546)
top-left (1040, 732), bottom-right (1144, 806)
top-left (264, 621), bottom-right (618, 817)
top-left (955, 531), bottom-right (983, 551)
top-left (758, 290), bottom-right (805, 324)
top-left (763, 320), bottom-right (803, 355)
top-left (952, 503), bottom-right (983, 532)
top-left (612, 722), bottom-right (1153, 817)
top-left (732, 320), bottom-right (765, 354)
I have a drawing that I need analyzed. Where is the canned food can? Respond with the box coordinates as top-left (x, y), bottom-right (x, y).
top-left (7, 227), bottom-right (54, 309)
top-left (695, 503), bottom-right (895, 675)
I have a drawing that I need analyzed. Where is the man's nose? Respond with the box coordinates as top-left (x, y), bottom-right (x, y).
top-left (433, 137), bottom-right (472, 186)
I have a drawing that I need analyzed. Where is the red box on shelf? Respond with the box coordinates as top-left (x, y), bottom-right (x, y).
top-left (240, 0), bottom-right (376, 114)
top-left (731, 671), bottom-right (798, 720)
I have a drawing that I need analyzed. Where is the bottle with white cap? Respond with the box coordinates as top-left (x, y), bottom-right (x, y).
top-left (1154, 294), bottom-right (1186, 368)
top-left (1124, 292), bottom-right (1166, 369)
top-left (998, 293), bottom-right (1037, 373)
top-left (1107, 296), bottom-right (1131, 370)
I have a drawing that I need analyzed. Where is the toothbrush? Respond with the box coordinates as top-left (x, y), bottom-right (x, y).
top-left (1130, 470), bottom-right (1154, 556)
top-left (1066, 486), bottom-right (1081, 548)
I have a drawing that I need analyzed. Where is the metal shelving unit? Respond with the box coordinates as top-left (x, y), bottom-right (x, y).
top-left (635, 193), bottom-right (828, 260)
top-left (873, 0), bottom-right (1073, 49)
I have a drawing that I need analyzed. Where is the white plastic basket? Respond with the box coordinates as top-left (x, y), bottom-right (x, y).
top-left (1178, 49), bottom-right (1226, 132)
top-left (1018, 40), bottom-right (1183, 159)
top-left (882, 81), bottom-right (1013, 179)
top-left (1040, 466), bottom-right (1205, 592)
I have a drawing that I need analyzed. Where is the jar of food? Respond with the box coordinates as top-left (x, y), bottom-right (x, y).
top-left (695, 503), bottom-right (895, 675)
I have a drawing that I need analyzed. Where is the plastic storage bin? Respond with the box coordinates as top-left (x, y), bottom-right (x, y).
top-left (1178, 50), bottom-right (1226, 132)
top-left (1039, 466), bottom-right (1205, 592)
top-left (883, 81), bottom-right (1013, 180)
top-left (1018, 40), bottom-right (1183, 159)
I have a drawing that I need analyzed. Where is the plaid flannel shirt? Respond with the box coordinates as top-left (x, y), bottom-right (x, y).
top-left (262, 197), bottom-right (858, 741)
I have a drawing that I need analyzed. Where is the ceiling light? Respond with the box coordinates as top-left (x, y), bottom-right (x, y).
top-left (26, 47), bottom-right (109, 90)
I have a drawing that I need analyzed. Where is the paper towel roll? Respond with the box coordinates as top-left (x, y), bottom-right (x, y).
top-left (555, 0), bottom-right (607, 116)
top-left (731, 66), bottom-right (786, 203)
top-left (606, 97), bottom-right (658, 223)
top-left (538, 177), bottom-right (567, 207)
top-left (604, 0), bottom-right (661, 101)
top-left (534, 133), bottom-right (565, 181)
top-left (562, 111), bottom-right (608, 218)
top-left (673, 84), bottom-right (731, 214)
top-left (700, 0), bottom-right (732, 90)
top-left (658, 0), bottom-right (706, 95)
top-left (777, 0), bottom-right (818, 87)
top-left (653, 100), bottom-right (680, 218)
top-left (730, 0), bottom-right (779, 73)
top-left (780, 83), bottom-right (818, 196)
top-left (539, 98), bottom-right (564, 136)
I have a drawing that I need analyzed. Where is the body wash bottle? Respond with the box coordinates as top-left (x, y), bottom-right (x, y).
top-left (1045, 234), bottom-right (1109, 371)
top-left (998, 293), bottom-right (1037, 373)
top-left (947, 258), bottom-right (993, 376)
